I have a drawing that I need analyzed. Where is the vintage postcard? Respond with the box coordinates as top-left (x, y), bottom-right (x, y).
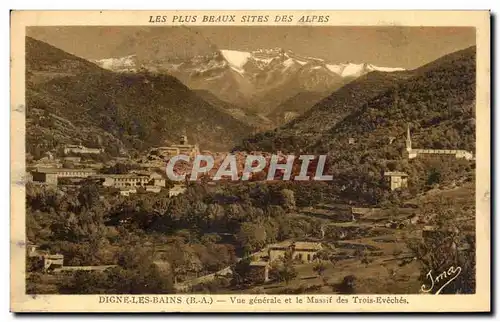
top-left (10, 10), bottom-right (490, 312)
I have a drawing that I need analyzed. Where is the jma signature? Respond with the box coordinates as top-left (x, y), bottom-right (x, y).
top-left (421, 266), bottom-right (462, 295)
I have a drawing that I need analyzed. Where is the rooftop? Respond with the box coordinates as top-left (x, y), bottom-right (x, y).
top-left (384, 171), bottom-right (408, 177)
top-left (34, 168), bottom-right (97, 174)
top-left (172, 144), bottom-right (198, 148)
top-left (119, 187), bottom-right (137, 191)
top-left (54, 265), bottom-right (116, 272)
top-left (170, 185), bottom-right (187, 191)
top-left (93, 174), bottom-right (149, 179)
top-left (43, 254), bottom-right (64, 259)
top-left (268, 241), bottom-right (323, 251)
top-left (249, 261), bottom-right (270, 267)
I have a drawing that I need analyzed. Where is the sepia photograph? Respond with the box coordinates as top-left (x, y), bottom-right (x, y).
top-left (10, 10), bottom-right (491, 312)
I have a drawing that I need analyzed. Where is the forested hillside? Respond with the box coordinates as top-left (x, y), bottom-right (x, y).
top-left (236, 46), bottom-right (476, 204)
top-left (235, 70), bottom-right (412, 153)
top-left (26, 37), bottom-right (252, 157)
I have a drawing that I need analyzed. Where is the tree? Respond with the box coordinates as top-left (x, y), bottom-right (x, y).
top-left (206, 203), bottom-right (224, 221)
top-left (280, 189), bottom-right (296, 211)
top-left (405, 191), bottom-right (475, 294)
top-left (117, 246), bottom-right (154, 270)
top-left (237, 222), bottom-right (267, 253)
top-left (231, 258), bottom-right (252, 287)
top-left (78, 182), bottom-right (101, 210)
top-left (275, 264), bottom-right (297, 285)
top-left (164, 243), bottom-right (202, 284)
top-left (427, 168), bottom-right (441, 186)
top-left (271, 249), bottom-right (297, 285)
top-left (58, 265), bottom-right (174, 294)
top-left (313, 262), bottom-right (327, 278)
top-left (407, 231), bottom-right (475, 294)
top-left (336, 275), bottom-right (356, 294)
top-left (101, 162), bottom-right (138, 174)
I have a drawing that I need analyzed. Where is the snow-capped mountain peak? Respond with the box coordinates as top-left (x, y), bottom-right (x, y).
top-left (220, 49), bottom-right (251, 73)
top-left (94, 48), bottom-right (404, 80)
top-left (96, 54), bottom-right (138, 72)
top-left (324, 62), bottom-right (405, 78)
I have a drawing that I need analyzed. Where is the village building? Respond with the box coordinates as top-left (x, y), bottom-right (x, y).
top-left (157, 146), bottom-right (181, 156)
top-left (384, 171), bottom-right (409, 191)
top-left (63, 144), bottom-right (104, 155)
top-left (26, 241), bottom-right (117, 273)
top-left (42, 254), bottom-right (65, 271)
top-left (405, 125), bottom-right (474, 160)
top-left (27, 245), bottom-right (64, 272)
top-left (100, 174), bottom-right (149, 187)
top-left (96, 172), bottom-right (165, 189)
top-left (268, 241), bottom-right (323, 263)
top-left (32, 158), bottom-right (62, 169)
top-left (131, 170), bottom-right (166, 187)
top-left (119, 186), bottom-right (137, 196)
top-left (155, 135), bottom-right (200, 159)
top-left (26, 241), bottom-right (39, 258)
top-left (145, 186), bottom-right (162, 193)
top-left (44, 151), bottom-right (55, 160)
top-left (52, 265), bottom-right (117, 273)
top-left (169, 184), bottom-right (187, 197)
top-left (31, 168), bottom-right (98, 185)
top-left (63, 156), bottom-right (82, 163)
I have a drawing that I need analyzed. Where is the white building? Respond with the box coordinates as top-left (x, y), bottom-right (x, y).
top-left (405, 125), bottom-right (474, 160)
top-left (384, 171), bottom-right (409, 191)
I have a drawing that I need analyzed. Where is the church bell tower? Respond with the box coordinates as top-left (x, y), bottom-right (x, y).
top-left (406, 124), bottom-right (412, 153)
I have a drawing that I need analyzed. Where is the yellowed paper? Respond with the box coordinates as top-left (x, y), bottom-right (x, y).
top-left (11, 10), bottom-right (490, 312)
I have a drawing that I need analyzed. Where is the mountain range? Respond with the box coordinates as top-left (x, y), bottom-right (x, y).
top-left (236, 46), bottom-right (476, 156)
top-left (94, 47), bottom-right (405, 115)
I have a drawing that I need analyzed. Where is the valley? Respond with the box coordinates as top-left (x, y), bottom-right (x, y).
top-left (24, 27), bottom-right (477, 297)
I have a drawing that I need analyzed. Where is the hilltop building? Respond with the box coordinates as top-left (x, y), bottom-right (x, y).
top-left (405, 125), bottom-right (474, 160)
top-left (155, 135), bottom-right (199, 159)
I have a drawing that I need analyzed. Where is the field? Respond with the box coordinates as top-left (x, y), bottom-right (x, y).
top-left (190, 183), bottom-right (475, 294)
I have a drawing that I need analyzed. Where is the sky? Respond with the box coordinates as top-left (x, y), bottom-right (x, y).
top-left (27, 26), bottom-right (475, 69)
